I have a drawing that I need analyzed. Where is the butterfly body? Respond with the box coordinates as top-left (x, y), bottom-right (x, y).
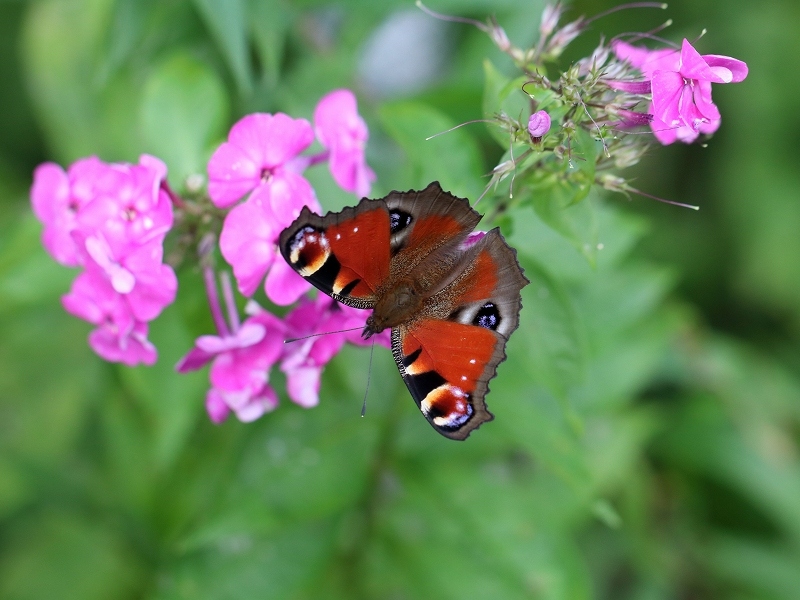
top-left (279, 182), bottom-right (528, 440)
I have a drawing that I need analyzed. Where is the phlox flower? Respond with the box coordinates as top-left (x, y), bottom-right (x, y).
top-left (62, 270), bottom-right (156, 365)
top-left (218, 176), bottom-right (316, 303)
top-left (314, 89), bottom-right (376, 198)
top-left (177, 309), bottom-right (285, 423)
top-left (208, 91), bottom-right (376, 305)
top-left (31, 157), bottom-right (106, 266)
top-left (527, 110), bottom-right (551, 140)
top-left (281, 295), bottom-right (391, 408)
top-left (31, 154), bottom-right (177, 365)
top-left (75, 155), bottom-right (173, 254)
top-left (208, 112), bottom-right (321, 305)
top-left (80, 234), bottom-right (178, 322)
top-left (611, 38), bottom-right (748, 144)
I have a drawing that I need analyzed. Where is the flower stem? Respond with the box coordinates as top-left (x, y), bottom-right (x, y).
top-left (220, 270), bottom-right (241, 333)
top-left (203, 266), bottom-right (230, 337)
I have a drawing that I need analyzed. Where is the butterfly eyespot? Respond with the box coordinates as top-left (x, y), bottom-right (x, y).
top-left (287, 226), bottom-right (331, 276)
top-left (421, 384), bottom-right (474, 430)
top-left (389, 209), bottom-right (413, 234)
top-left (473, 302), bottom-right (500, 331)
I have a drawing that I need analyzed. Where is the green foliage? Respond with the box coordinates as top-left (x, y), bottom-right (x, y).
top-left (1, 0), bottom-right (798, 599)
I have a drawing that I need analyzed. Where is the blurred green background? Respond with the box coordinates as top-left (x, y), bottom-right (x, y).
top-left (1, 0), bottom-right (799, 598)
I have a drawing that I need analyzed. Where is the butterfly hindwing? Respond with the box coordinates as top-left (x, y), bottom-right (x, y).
top-left (392, 229), bottom-right (528, 439)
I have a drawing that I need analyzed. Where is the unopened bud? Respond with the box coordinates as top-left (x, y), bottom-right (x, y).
top-left (528, 110), bottom-right (552, 143)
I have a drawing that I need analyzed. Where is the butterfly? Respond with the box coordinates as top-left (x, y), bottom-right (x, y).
top-left (279, 181), bottom-right (528, 440)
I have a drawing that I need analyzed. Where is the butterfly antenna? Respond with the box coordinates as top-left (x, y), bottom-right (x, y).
top-left (361, 339), bottom-right (375, 417)
top-left (284, 326), bottom-right (362, 344)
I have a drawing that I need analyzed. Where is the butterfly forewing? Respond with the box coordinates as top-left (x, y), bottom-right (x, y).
top-left (279, 200), bottom-right (392, 308)
top-left (383, 182), bottom-right (481, 278)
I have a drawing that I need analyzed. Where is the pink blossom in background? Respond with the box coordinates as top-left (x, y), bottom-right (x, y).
top-left (314, 89), bottom-right (376, 197)
top-left (611, 38), bottom-right (748, 145)
top-left (30, 157), bottom-right (106, 266)
top-left (31, 154), bottom-right (176, 365)
top-left (61, 270), bottom-right (156, 366)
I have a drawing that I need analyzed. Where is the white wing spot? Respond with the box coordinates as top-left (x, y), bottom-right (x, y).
top-left (353, 227), bottom-right (359, 233)
top-left (336, 233), bottom-right (341, 240)
top-left (469, 358), bottom-right (476, 364)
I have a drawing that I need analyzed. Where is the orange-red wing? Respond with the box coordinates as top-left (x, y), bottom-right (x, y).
top-left (279, 200), bottom-right (392, 308)
top-left (393, 319), bottom-right (501, 440)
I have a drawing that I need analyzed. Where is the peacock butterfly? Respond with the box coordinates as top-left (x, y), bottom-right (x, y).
top-left (278, 181), bottom-right (528, 440)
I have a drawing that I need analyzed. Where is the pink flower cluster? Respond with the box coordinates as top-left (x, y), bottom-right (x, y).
top-left (210, 89), bottom-right (376, 306)
top-left (609, 38), bottom-right (748, 145)
top-left (176, 275), bottom-right (389, 424)
top-left (30, 88), bottom-right (385, 426)
top-left (177, 88), bottom-right (386, 423)
top-left (31, 155), bottom-right (177, 365)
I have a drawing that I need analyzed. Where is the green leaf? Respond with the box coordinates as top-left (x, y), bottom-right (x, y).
top-left (192, 0), bottom-right (252, 94)
top-left (512, 256), bottom-right (588, 400)
top-left (482, 59), bottom-right (530, 148)
top-left (140, 52), bottom-right (229, 186)
top-left (21, 0), bottom-right (143, 160)
top-left (155, 521), bottom-right (336, 600)
top-left (249, 0), bottom-right (292, 87)
top-left (118, 299), bottom-right (208, 472)
top-left (378, 101), bottom-right (484, 200)
top-left (0, 511), bottom-right (145, 600)
top-left (527, 176), bottom-right (600, 264)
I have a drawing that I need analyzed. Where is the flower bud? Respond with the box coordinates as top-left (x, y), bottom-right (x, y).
top-left (528, 110), bottom-right (552, 142)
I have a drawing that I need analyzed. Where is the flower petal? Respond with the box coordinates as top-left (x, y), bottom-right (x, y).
top-left (286, 365), bottom-right (321, 408)
top-left (264, 258), bottom-right (311, 306)
top-left (703, 55), bottom-right (748, 83)
top-left (219, 194), bottom-right (279, 297)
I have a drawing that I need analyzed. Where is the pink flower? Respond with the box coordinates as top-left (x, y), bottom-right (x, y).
top-left (176, 289), bottom-right (286, 424)
top-left (207, 113), bottom-right (315, 208)
top-left (62, 270), bottom-right (156, 365)
top-left (612, 39), bottom-right (748, 144)
top-left (209, 113), bottom-right (321, 303)
top-left (30, 157), bottom-right (106, 266)
top-left (31, 154), bottom-right (177, 365)
top-left (281, 295), bottom-right (390, 408)
top-left (218, 177), bottom-right (317, 304)
top-left (527, 110), bottom-right (551, 140)
top-left (76, 156), bottom-right (173, 254)
top-left (78, 234), bottom-right (177, 322)
top-left (314, 89), bottom-right (375, 197)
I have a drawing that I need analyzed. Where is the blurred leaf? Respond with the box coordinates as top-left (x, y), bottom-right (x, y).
top-left (154, 521), bottom-right (336, 600)
top-left (513, 255), bottom-right (588, 400)
top-left (118, 301), bottom-right (208, 472)
top-left (249, 0), bottom-right (293, 88)
top-left (655, 394), bottom-right (800, 545)
top-left (0, 510), bottom-right (145, 600)
top-left (482, 59), bottom-right (530, 148)
top-left (21, 0), bottom-right (144, 160)
top-left (525, 176), bottom-right (600, 264)
top-left (378, 100), bottom-right (484, 200)
top-left (193, 0), bottom-right (252, 94)
top-left (702, 534), bottom-right (800, 600)
top-left (141, 52), bottom-right (229, 186)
